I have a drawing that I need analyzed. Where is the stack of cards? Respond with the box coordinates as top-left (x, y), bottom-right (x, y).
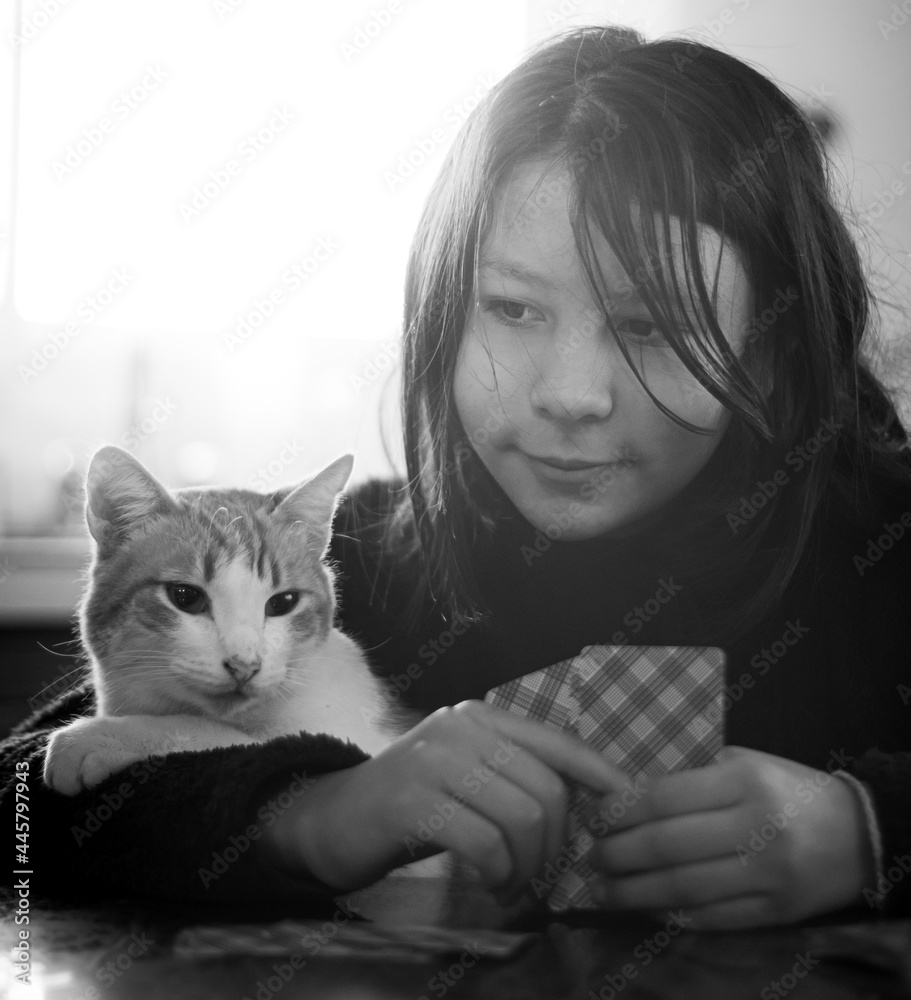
top-left (484, 645), bottom-right (726, 911)
top-left (172, 921), bottom-right (537, 962)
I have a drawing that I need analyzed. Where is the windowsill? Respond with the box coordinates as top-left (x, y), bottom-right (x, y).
top-left (0, 536), bottom-right (90, 626)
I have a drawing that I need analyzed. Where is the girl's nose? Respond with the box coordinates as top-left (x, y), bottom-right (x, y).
top-left (529, 322), bottom-right (615, 423)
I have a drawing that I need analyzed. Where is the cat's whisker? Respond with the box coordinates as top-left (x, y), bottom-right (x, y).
top-left (39, 665), bottom-right (92, 686)
top-left (104, 650), bottom-right (174, 659)
top-left (35, 640), bottom-right (83, 658)
top-left (280, 651), bottom-right (332, 665)
top-left (103, 662), bottom-right (177, 673)
top-left (101, 664), bottom-right (157, 672)
top-left (104, 653), bottom-right (173, 662)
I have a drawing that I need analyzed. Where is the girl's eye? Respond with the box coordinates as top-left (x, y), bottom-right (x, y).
top-left (165, 583), bottom-right (208, 615)
top-left (482, 298), bottom-right (543, 327)
top-left (265, 591), bottom-right (300, 617)
top-left (615, 318), bottom-right (666, 343)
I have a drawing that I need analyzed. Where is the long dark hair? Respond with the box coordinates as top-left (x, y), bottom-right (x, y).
top-left (392, 25), bottom-right (908, 642)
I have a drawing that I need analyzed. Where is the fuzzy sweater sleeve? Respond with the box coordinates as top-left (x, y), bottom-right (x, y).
top-left (849, 750), bottom-right (911, 913)
top-left (0, 680), bottom-right (369, 904)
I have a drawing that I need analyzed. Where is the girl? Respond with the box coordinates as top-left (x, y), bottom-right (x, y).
top-left (3, 26), bottom-right (910, 929)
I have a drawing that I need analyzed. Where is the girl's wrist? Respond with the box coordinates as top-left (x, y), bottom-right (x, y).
top-left (259, 768), bottom-right (363, 892)
top-left (833, 770), bottom-right (885, 910)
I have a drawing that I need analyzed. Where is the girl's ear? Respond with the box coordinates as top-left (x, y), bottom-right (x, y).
top-left (272, 453), bottom-right (354, 556)
top-left (85, 446), bottom-right (177, 558)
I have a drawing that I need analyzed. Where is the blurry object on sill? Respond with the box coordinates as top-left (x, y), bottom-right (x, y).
top-left (54, 468), bottom-right (86, 535)
top-left (0, 535), bottom-right (89, 626)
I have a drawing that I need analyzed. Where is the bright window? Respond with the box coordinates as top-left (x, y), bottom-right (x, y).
top-left (0, 0), bottom-right (530, 533)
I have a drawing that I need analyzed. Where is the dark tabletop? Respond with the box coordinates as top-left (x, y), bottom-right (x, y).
top-left (3, 870), bottom-right (911, 1000)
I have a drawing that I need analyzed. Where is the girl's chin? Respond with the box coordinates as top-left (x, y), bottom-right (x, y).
top-left (517, 500), bottom-right (635, 542)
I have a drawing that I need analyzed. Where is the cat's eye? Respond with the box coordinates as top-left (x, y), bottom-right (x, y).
top-left (165, 583), bottom-right (208, 615)
top-left (265, 591), bottom-right (300, 617)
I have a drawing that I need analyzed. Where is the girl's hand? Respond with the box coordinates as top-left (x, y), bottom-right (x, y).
top-left (585, 746), bottom-right (875, 929)
top-left (263, 700), bottom-right (627, 898)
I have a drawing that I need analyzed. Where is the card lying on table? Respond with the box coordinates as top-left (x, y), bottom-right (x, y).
top-left (484, 645), bottom-right (726, 911)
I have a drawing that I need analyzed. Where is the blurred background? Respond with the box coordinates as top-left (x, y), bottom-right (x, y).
top-left (0, 0), bottom-right (909, 727)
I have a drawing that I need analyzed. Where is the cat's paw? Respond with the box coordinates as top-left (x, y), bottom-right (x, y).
top-left (43, 717), bottom-right (149, 796)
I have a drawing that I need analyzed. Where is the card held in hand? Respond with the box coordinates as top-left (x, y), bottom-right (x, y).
top-left (484, 645), bottom-right (726, 911)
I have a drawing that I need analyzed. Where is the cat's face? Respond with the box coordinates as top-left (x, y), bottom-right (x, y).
top-left (80, 447), bottom-right (353, 719)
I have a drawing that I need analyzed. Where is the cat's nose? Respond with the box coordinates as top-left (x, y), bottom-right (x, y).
top-left (223, 657), bottom-right (262, 685)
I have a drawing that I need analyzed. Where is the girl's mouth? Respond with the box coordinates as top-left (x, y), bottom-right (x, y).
top-left (526, 453), bottom-right (637, 484)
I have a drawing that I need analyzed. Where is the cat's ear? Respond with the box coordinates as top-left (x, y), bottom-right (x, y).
top-left (272, 453), bottom-right (353, 555)
top-left (85, 446), bottom-right (177, 558)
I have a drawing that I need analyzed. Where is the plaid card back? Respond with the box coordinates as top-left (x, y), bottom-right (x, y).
top-left (485, 645), bottom-right (725, 911)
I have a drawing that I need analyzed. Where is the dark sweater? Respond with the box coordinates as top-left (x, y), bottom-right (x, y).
top-left (2, 469), bottom-right (910, 915)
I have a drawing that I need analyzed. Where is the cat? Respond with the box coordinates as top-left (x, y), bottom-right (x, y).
top-left (43, 445), bottom-right (398, 796)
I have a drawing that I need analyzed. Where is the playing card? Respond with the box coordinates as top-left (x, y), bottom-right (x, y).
top-left (172, 921), bottom-right (537, 961)
top-left (485, 645), bottom-right (726, 910)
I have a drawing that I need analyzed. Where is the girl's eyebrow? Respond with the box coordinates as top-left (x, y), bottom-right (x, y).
top-left (478, 253), bottom-right (560, 291)
top-left (479, 252), bottom-right (651, 309)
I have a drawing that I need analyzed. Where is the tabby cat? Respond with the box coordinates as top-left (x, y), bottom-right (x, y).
top-left (43, 445), bottom-right (394, 796)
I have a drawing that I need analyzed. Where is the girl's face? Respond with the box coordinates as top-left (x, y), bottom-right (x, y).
top-left (453, 160), bottom-right (752, 541)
